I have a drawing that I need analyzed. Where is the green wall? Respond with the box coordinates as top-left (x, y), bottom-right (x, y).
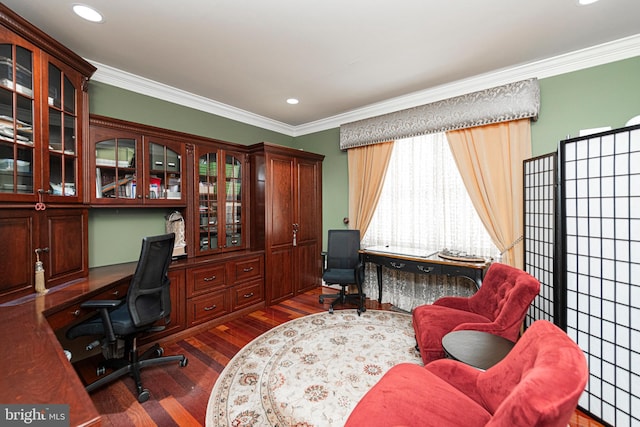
top-left (88, 56), bottom-right (640, 267)
top-left (531, 56), bottom-right (640, 156)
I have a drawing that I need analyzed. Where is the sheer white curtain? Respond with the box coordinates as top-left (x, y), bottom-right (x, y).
top-left (361, 133), bottom-right (499, 311)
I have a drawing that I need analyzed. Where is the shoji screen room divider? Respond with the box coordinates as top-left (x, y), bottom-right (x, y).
top-left (524, 124), bottom-right (640, 427)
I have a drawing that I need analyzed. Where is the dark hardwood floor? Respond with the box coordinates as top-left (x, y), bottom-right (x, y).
top-left (81, 287), bottom-right (602, 427)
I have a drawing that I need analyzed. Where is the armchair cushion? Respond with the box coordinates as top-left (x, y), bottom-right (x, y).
top-left (344, 363), bottom-right (491, 427)
top-left (412, 263), bottom-right (539, 364)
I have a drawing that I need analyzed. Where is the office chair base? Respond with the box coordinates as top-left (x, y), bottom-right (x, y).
top-left (319, 287), bottom-right (366, 316)
top-left (87, 342), bottom-right (188, 403)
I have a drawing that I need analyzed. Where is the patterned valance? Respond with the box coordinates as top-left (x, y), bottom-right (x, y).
top-left (340, 78), bottom-right (540, 150)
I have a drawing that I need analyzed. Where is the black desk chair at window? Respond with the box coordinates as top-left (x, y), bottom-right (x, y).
top-left (319, 229), bottom-right (366, 315)
top-left (67, 233), bottom-right (188, 403)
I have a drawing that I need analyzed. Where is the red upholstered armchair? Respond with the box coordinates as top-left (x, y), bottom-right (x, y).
top-left (345, 320), bottom-right (588, 427)
top-left (412, 262), bottom-right (540, 364)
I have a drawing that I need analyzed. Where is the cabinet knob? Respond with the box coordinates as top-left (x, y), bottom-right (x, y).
top-left (112, 290), bottom-right (120, 297)
top-left (389, 262), bottom-right (405, 269)
top-left (71, 310), bottom-right (80, 317)
top-left (416, 265), bottom-right (434, 273)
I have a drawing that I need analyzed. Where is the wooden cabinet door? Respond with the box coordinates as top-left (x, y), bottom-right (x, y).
top-left (265, 154), bottom-right (296, 304)
top-left (140, 268), bottom-right (186, 343)
top-left (0, 208), bottom-right (88, 303)
top-left (41, 208), bottom-right (88, 285)
top-left (295, 159), bottom-right (322, 293)
top-left (0, 210), bottom-right (36, 302)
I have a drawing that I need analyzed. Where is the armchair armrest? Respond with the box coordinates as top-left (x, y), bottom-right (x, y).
top-left (424, 359), bottom-right (485, 407)
top-left (434, 296), bottom-right (472, 311)
top-left (453, 322), bottom-right (517, 341)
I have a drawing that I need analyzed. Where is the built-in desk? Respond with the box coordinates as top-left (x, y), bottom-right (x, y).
top-left (360, 246), bottom-right (491, 303)
top-left (0, 251), bottom-right (265, 426)
top-left (0, 262), bottom-right (138, 427)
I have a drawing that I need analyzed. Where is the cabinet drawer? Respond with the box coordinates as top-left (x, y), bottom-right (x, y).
top-left (46, 281), bottom-right (129, 331)
top-left (233, 256), bottom-right (263, 283)
top-left (231, 280), bottom-right (264, 310)
top-left (188, 264), bottom-right (226, 297)
top-left (187, 291), bottom-right (229, 326)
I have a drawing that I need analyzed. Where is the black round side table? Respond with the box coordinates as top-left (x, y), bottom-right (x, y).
top-left (442, 330), bottom-right (515, 370)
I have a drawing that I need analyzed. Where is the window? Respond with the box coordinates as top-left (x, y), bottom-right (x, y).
top-left (362, 132), bottom-right (499, 259)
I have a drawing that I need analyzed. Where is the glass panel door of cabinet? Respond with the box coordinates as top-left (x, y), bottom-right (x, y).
top-left (95, 138), bottom-right (137, 199)
top-left (198, 152), bottom-right (218, 252)
top-left (225, 154), bottom-right (242, 248)
top-left (148, 141), bottom-right (182, 200)
top-left (47, 64), bottom-right (78, 197)
top-left (0, 44), bottom-right (34, 195)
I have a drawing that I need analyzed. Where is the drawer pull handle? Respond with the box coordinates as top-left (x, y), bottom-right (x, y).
top-left (71, 309), bottom-right (80, 317)
top-left (204, 305), bottom-right (217, 311)
top-left (243, 292), bottom-right (254, 298)
top-left (204, 275), bottom-right (216, 282)
top-left (243, 267), bottom-right (254, 272)
top-left (389, 262), bottom-right (405, 269)
top-left (417, 265), bottom-right (433, 273)
top-left (112, 290), bottom-right (119, 297)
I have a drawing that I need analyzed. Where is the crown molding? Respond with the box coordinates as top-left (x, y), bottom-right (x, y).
top-left (89, 33), bottom-right (640, 138)
top-left (88, 62), bottom-right (296, 135)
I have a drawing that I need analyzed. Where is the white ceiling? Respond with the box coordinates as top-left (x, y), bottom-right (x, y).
top-left (4, 0), bottom-right (640, 135)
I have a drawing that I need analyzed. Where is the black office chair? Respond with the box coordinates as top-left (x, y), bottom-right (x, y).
top-left (66, 233), bottom-right (188, 403)
top-left (318, 229), bottom-right (366, 315)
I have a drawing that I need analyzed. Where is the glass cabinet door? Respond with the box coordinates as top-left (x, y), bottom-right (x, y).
top-left (47, 63), bottom-right (79, 198)
top-left (197, 149), bottom-right (244, 255)
top-left (198, 151), bottom-right (219, 252)
top-left (95, 138), bottom-right (137, 200)
top-left (224, 153), bottom-right (243, 248)
top-left (0, 43), bottom-right (35, 196)
top-left (147, 140), bottom-right (182, 201)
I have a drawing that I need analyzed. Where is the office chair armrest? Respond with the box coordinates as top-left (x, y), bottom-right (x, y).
top-left (80, 299), bottom-right (123, 309)
top-left (80, 299), bottom-right (123, 343)
top-left (355, 262), bottom-right (365, 285)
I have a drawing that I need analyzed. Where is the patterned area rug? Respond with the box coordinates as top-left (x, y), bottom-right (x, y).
top-left (206, 310), bottom-right (423, 427)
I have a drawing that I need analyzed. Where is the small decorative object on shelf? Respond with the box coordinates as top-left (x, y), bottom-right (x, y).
top-left (438, 248), bottom-right (487, 263)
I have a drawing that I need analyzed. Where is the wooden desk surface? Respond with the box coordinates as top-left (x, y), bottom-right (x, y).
top-left (0, 262), bottom-right (139, 427)
top-left (361, 245), bottom-right (492, 269)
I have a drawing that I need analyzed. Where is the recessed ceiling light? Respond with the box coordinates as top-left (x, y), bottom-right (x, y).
top-left (286, 98), bottom-right (299, 105)
top-left (72, 4), bottom-right (104, 23)
top-left (577, 0), bottom-right (600, 5)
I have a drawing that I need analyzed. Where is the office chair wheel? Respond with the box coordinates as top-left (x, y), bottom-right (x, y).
top-left (180, 357), bottom-right (188, 367)
top-left (328, 306), bottom-right (334, 314)
top-left (137, 389), bottom-right (150, 403)
top-left (154, 347), bottom-right (164, 357)
top-left (319, 296), bottom-right (325, 304)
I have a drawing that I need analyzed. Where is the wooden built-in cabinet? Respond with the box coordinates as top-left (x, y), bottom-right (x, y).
top-left (0, 7), bottom-right (94, 204)
top-left (0, 207), bottom-right (89, 303)
top-left (250, 143), bottom-right (324, 305)
top-left (0, 5), bottom-right (95, 303)
top-left (186, 253), bottom-right (264, 327)
top-left (88, 116), bottom-right (188, 206)
top-left (194, 144), bottom-right (246, 255)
